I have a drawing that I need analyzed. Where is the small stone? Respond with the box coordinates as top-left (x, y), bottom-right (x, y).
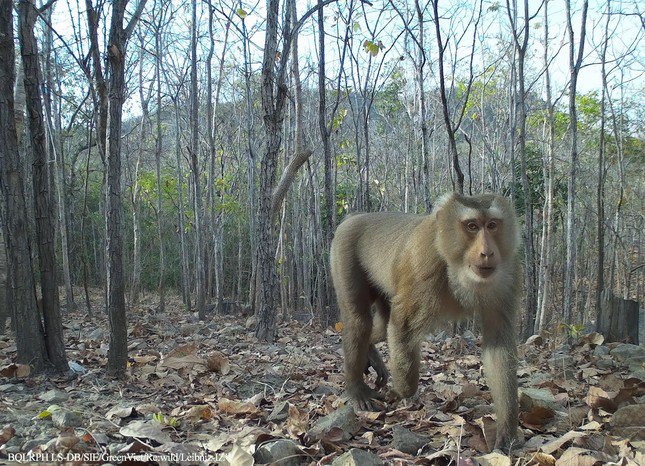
top-left (519, 388), bottom-right (560, 412)
top-left (267, 401), bottom-right (289, 423)
top-left (390, 426), bottom-right (429, 455)
top-left (254, 439), bottom-right (303, 466)
top-left (87, 328), bottom-right (104, 340)
top-left (313, 384), bottom-right (336, 396)
top-left (462, 330), bottom-right (476, 344)
top-left (22, 438), bottom-right (49, 452)
top-left (525, 335), bottom-right (544, 346)
top-left (611, 404), bottom-right (645, 440)
top-left (308, 405), bottom-right (360, 441)
top-left (0, 384), bottom-right (23, 393)
top-left (51, 409), bottom-right (83, 428)
top-left (592, 345), bottom-right (610, 357)
top-left (610, 344), bottom-right (645, 364)
top-left (596, 357), bottom-right (615, 370)
top-left (39, 389), bottom-right (69, 404)
top-left (332, 448), bottom-right (384, 466)
top-left (245, 316), bottom-right (257, 329)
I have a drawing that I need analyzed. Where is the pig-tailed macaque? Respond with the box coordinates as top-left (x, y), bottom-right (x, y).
top-left (330, 193), bottom-right (521, 450)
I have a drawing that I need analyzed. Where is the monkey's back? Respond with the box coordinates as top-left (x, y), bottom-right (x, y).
top-left (330, 212), bottom-right (425, 297)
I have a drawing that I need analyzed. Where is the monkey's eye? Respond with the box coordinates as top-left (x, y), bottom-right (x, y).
top-left (487, 221), bottom-right (498, 230)
top-left (465, 221), bottom-right (479, 232)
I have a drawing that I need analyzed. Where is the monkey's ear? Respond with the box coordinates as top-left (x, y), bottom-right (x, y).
top-left (433, 192), bottom-right (455, 214)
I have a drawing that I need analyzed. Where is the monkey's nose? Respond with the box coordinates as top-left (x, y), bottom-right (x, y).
top-left (481, 250), bottom-right (494, 258)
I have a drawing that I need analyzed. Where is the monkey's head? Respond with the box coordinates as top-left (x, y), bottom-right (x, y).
top-left (434, 193), bottom-right (520, 286)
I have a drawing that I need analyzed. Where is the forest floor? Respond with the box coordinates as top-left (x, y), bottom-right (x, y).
top-left (0, 292), bottom-right (644, 465)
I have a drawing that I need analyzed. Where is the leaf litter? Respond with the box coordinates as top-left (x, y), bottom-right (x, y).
top-left (0, 293), bottom-right (643, 464)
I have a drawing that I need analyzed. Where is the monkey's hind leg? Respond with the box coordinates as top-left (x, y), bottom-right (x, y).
top-left (387, 302), bottom-right (421, 401)
top-left (365, 297), bottom-right (390, 388)
top-left (366, 344), bottom-right (388, 388)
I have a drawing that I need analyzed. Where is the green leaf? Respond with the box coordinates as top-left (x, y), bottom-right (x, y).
top-left (37, 405), bottom-right (61, 419)
top-left (236, 8), bottom-right (248, 19)
top-left (363, 40), bottom-right (380, 57)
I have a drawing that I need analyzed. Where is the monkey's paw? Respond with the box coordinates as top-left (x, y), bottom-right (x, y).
top-left (346, 383), bottom-right (384, 411)
top-left (386, 389), bottom-right (419, 408)
top-left (493, 434), bottom-right (520, 453)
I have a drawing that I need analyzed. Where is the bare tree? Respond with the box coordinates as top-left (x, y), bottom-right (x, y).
top-left (563, 0), bottom-right (588, 324)
top-left (190, 0), bottom-right (207, 320)
top-left (506, 0), bottom-right (539, 339)
top-left (536, 0), bottom-right (556, 333)
top-left (0, 0), bottom-right (48, 372)
top-left (153, 0), bottom-right (167, 312)
top-left (255, 0), bottom-right (338, 340)
top-left (430, 0), bottom-right (482, 194)
top-left (105, 0), bottom-right (148, 377)
top-left (18, 0), bottom-right (67, 372)
top-left (595, 0), bottom-right (611, 328)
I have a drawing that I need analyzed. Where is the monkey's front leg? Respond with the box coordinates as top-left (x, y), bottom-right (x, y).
top-left (343, 318), bottom-right (384, 410)
top-left (481, 311), bottom-right (518, 451)
top-left (387, 309), bottom-right (421, 400)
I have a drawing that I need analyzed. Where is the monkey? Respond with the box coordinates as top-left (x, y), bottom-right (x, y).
top-left (330, 193), bottom-right (521, 451)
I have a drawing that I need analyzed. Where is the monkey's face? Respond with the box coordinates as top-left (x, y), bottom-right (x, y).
top-left (461, 217), bottom-right (502, 281)
top-left (435, 194), bottom-right (519, 286)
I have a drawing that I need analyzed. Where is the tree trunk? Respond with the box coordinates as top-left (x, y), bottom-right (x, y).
top-left (105, 0), bottom-right (147, 377)
top-left (172, 97), bottom-right (191, 312)
top-left (432, 0), bottom-right (464, 194)
top-left (536, 0), bottom-right (555, 333)
top-left (18, 0), bottom-right (68, 372)
top-left (154, 5), bottom-right (166, 313)
top-left (563, 0), bottom-right (588, 324)
top-left (506, 0), bottom-right (537, 339)
top-left (414, 0), bottom-right (432, 211)
top-left (130, 41), bottom-right (147, 306)
top-left (0, 0), bottom-right (48, 372)
top-left (190, 0), bottom-right (206, 319)
top-left (255, 0), bottom-right (292, 341)
top-left (595, 0), bottom-right (610, 330)
top-left (42, 13), bottom-right (75, 312)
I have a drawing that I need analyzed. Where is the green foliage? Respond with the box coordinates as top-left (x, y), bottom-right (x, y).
top-left (375, 68), bottom-right (406, 119)
top-left (512, 143), bottom-right (544, 215)
top-left (362, 39), bottom-right (384, 57)
top-left (153, 412), bottom-right (180, 428)
top-left (335, 180), bottom-right (355, 217)
top-left (559, 323), bottom-right (585, 339)
top-left (577, 92), bottom-right (602, 128)
top-left (332, 108), bottom-right (348, 131)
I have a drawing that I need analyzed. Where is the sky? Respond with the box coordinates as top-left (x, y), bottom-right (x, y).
top-left (46, 0), bottom-right (643, 121)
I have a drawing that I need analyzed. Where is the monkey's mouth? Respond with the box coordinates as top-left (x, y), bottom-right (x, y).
top-left (474, 266), bottom-right (496, 278)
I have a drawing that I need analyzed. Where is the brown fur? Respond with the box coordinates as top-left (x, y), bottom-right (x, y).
top-left (330, 193), bottom-right (521, 451)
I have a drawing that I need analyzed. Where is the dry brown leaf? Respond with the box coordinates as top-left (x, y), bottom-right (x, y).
top-left (520, 405), bottom-right (556, 429)
top-left (185, 405), bottom-right (213, 421)
top-left (206, 351), bottom-right (230, 374)
top-left (16, 364), bottom-right (30, 378)
top-left (531, 451), bottom-right (556, 466)
top-left (585, 386), bottom-right (618, 412)
top-left (555, 447), bottom-right (606, 466)
top-left (286, 404), bottom-right (309, 437)
top-left (476, 452), bottom-right (511, 466)
top-left (166, 342), bottom-right (198, 358)
top-left (540, 430), bottom-right (587, 455)
top-left (160, 354), bottom-right (205, 370)
top-left (0, 364), bottom-right (17, 378)
top-left (0, 426), bottom-right (15, 445)
top-left (132, 355), bottom-right (158, 364)
top-left (217, 397), bottom-right (260, 416)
